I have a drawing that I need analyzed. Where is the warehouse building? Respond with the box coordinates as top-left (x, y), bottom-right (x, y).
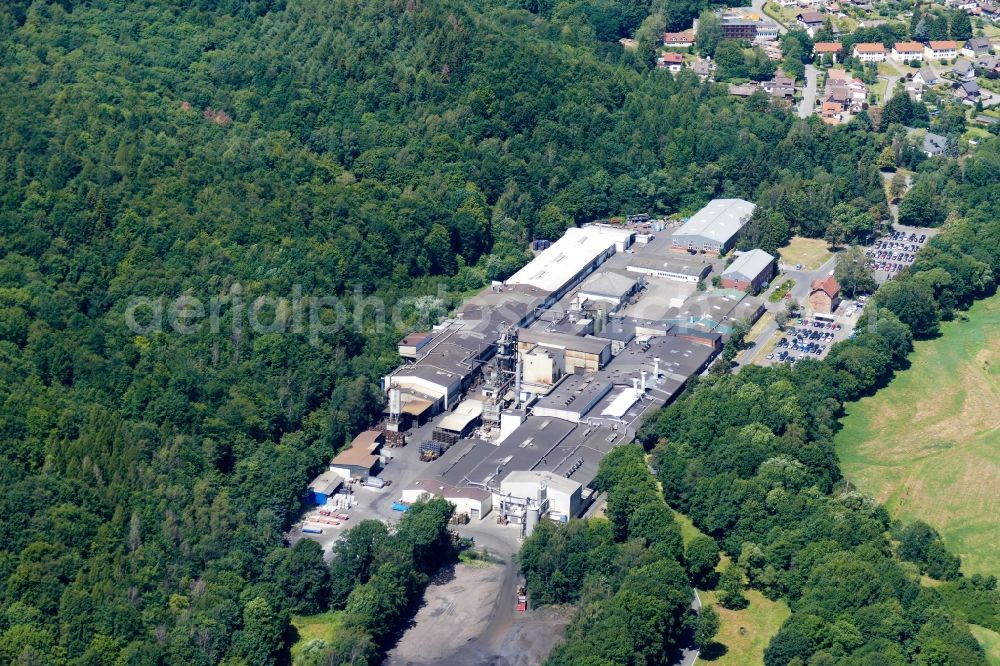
top-left (330, 445), bottom-right (380, 481)
top-left (720, 249), bottom-right (775, 292)
top-left (435, 399), bottom-right (484, 441)
top-left (397, 331), bottom-right (434, 360)
top-left (401, 479), bottom-right (492, 521)
top-left (517, 329), bottom-right (612, 373)
top-left (670, 199), bottom-right (756, 255)
top-left (577, 271), bottom-right (641, 308)
top-left (665, 289), bottom-right (765, 334)
top-left (500, 470), bottom-right (583, 522)
top-left (384, 328), bottom-right (493, 415)
top-left (531, 374), bottom-right (613, 423)
top-left (506, 225), bottom-right (634, 300)
top-left (625, 253), bottom-right (713, 282)
top-left (307, 471), bottom-right (344, 506)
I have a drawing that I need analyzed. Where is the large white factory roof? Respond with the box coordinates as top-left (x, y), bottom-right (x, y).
top-left (674, 199), bottom-right (756, 244)
top-left (506, 226), bottom-right (633, 294)
top-left (501, 470), bottom-right (582, 496)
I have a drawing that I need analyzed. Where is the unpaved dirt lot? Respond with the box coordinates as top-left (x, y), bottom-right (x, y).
top-left (386, 562), bottom-right (571, 666)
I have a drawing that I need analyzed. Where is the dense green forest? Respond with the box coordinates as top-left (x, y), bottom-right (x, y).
top-left (0, 0), bottom-right (991, 662)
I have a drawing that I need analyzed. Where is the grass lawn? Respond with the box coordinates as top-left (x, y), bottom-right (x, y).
top-left (290, 611), bottom-right (345, 661)
top-left (698, 589), bottom-right (791, 664)
top-left (835, 293), bottom-right (1000, 576)
top-left (778, 236), bottom-right (833, 271)
top-left (872, 77), bottom-right (889, 102)
top-left (768, 279), bottom-right (795, 303)
top-left (675, 513), bottom-right (790, 664)
top-left (878, 61), bottom-right (901, 76)
top-left (971, 625), bottom-right (1000, 666)
top-left (675, 511), bottom-right (705, 547)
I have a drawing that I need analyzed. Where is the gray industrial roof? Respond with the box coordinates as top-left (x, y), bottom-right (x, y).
top-left (519, 328), bottom-right (611, 356)
top-left (532, 375), bottom-right (613, 416)
top-left (579, 271), bottom-right (638, 299)
top-left (433, 417), bottom-right (578, 488)
top-left (458, 284), bottom-right (549, 335)
top-left (626, 253), bottom-right (713, 277)
top-left (673, 199), bottom-right (756, 245)
top-left (722, 249), bottom-right (774, 282)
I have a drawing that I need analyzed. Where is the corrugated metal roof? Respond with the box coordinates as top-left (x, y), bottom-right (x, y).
top-left (672, 199), bottom-right (756, 245)
top-left (722, 249), bottom-right (774, 281)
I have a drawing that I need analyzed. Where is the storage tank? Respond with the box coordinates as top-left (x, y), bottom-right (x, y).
top-left (525, 505), bottom-right (540, 537)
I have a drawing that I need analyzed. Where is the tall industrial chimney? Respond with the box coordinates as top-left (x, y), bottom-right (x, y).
top-left (640, 371), bottom-right (647, 392)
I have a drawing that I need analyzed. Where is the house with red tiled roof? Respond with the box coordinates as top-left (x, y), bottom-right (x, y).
top-left (892, 42), bottom-right (924, 62)
top-left (657, 52), bottom-right (685, 73)
top-left (809, 276), bottom-right (842, 313)
top-left (663, 31), bottom-right (695, 48)
top-left (853, 42), bottom-right (887, 62)
top-left (924, 40), bottom-right (959, 60)
top-left (813, 42), bottom-right (842, 62)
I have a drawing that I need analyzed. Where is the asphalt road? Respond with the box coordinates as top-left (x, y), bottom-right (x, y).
top-left (798, 64), bottom-right (818, 119)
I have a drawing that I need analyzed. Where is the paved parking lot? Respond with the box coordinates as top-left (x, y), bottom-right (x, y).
top-left (768, 315), bottom-right (850, 365)
top-left (863, 224), bottom-right (938, 284)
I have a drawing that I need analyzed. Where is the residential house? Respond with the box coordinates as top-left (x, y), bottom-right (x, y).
top-left (906, 79), bottom-right (925, 101)
top-left (658, 52), bottom-right (685, 73)
top-left (809, 276), bottom-right (842, 313)
top-left (974, 54), bottom-right (1000, 72)
top-left (821, 101), bottom-right (846, 124)
top-left (953, 59), bottom-right (976, 81)
top-left (826, 68), bottom-right (868, 110)
top-left (892, 42), bottom-right (924, 62)
top-left (962, 37), bottom-right (992, 58)
top-left (797, 11), bottom-right (826, 36)
top-left (924, 41), bottom-right (960, 60)
top-left (763, 72), bottom-right (796, 97)
top-left (813, 42), bottom-right (843, 62)
top-left (853, 42), bottom-right (887, 62)
top-left (663, 31), bottom-right (695, 48)
top-left (954, 79), bottom-right (981, 104)
top-left (980, 1), bottom-right (1000, 20)
top-left (913, 67), bottom-right (939, 86)
top-left (922, 132), bottom-right (947, 156)
top-left (689, 57), bottom-right (713, 80)
top-left (824, 1), bottom-right (843, 13)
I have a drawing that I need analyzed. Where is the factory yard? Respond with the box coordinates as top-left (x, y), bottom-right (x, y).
top-left (386, 561), bottom-right (572, 666)
top-left (289, 202), bottom-right (943, 662)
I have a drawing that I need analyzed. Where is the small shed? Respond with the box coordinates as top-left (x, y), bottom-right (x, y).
top-left (308, 471), bottom-right (344, 505)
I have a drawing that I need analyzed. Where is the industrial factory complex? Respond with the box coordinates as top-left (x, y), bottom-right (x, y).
top-left (308, 199), bottom-right (767, 535)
